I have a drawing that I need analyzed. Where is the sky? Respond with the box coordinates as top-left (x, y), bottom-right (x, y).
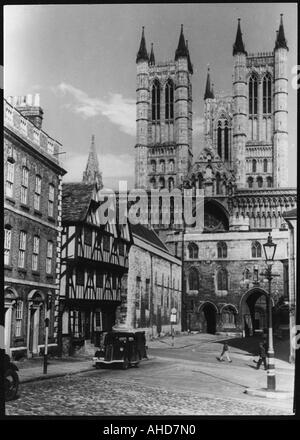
top-left (4, 3), bottom-right (297, 188)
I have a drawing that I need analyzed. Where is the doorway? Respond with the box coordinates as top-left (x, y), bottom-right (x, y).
top-left (29, 306), bottom-right (40, 355)
top-left (202, 303), bottom-right (217, 334)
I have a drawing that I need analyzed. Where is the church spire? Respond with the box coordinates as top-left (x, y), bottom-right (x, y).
top-left (204, 66), bottom-right (214, 100)
top-left (136, 26), bottom-right (149, 63)
top-left (149, 43), bottom-right (155, 66)
top-left (186, 40), bottom-right (193, 74)
top-left (233, 18), bottom-right (247, 56)
top-left (175, 24), bottom-right (188, 60)
top-left (275, 14), bottom-right (288, 51)
top-left (82, 135), bottom-right (103, 188)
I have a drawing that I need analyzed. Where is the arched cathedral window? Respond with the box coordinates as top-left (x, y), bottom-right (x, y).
top-left (257, 176), bottom-right (263, 188)
top-left (188, 242), bottom-right (198, 259)
top-left (267, 176), bottom-right (272, 188)
top-left (217, 241), bottom-right (227, 258)
top-left (252, 159), bottom-right (257, 173)
top-left (216, 117), bottom-right (230, 162)
top-left (248, 177), bottom-right (253, 188)
top-left (188, 267), bottom-right (199, 291)
top-left (217, 268), bottom-right (228, 291)
top-left (263, 73), bottom-right (272, 114)
top-left (165, 79), bottom-right (174, 120)
top-left (249, 74), bottom-right (258, 140)
top-left (152, 79), bottom-right (160, 121)
top-left (251, 241), bottom-right (262, 258)
top-left (263, 159), bottom-right (268, 173)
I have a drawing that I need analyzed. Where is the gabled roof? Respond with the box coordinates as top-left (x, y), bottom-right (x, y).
top-left (62, 182), bottom-right (95, 223)
top-left (131, 223), bottom-right (169, 252)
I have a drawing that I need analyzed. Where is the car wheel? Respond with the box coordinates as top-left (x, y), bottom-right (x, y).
top-left (5, 369), bottom-right (19, 401)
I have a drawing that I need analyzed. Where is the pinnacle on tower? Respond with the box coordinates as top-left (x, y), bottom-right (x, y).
top-left (149, 43), bottom-right (155, 65)
top-left (82, 135), bottom-right (103, 188)
top-left (136, 26), bottom-right (149, 63)
top-left (175, 24), bottom-right (188, 60)
top-left (275, 14), bottom-right (288, 51)
top-left (233, 18), bottom-right (247, 56)
top-left (186, 40), bottom-right (193, 74)
top-left (204, 66), bottom-right (214, 100)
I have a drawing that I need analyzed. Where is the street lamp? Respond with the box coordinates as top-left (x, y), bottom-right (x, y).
top-left (262, 232), bottom-right (277, 391)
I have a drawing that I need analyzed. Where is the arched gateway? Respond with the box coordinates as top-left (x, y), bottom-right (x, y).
top-left (240, 288), bottom-right (274, 337)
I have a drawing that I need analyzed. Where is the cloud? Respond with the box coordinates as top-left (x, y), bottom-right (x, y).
top-left (63, 152), bottom-right (134, 185)
top-left (54, 82), bottom-right (136, 136)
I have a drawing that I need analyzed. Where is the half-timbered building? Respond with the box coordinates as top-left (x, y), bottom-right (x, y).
top-left (59, 150), bottom-right (132, 354)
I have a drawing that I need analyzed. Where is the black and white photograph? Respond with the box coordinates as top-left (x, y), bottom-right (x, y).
top-left (2, 2), bottom-right (298, 421)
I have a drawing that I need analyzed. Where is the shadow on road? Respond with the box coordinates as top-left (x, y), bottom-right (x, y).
top-left (214, 335), bottom-right (290, 363)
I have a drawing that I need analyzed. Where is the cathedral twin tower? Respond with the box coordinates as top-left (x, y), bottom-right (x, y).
top-left (134, 16), bottom-right (289, 192)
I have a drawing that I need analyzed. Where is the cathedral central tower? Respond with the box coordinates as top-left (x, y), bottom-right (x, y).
top-left (135, 25), bottom-right (193, 190)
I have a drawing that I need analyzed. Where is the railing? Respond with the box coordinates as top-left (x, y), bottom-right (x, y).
top-left (4, 99), bottom-right (62, 165)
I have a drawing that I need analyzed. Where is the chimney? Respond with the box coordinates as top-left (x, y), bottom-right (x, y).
top-left (14, 93), bottom-right (44, 129)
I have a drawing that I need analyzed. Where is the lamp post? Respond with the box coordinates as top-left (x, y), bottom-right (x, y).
top-left (262, 232), bottom-right (278, 391)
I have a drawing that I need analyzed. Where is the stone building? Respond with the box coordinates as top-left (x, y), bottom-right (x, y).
top-left (4, 95), bottom-right (66, 359)
top-left (59, 137), bottom-right (132, 355)
top-left (122, 224), bottom-right (182, 338)
top-left (134, 17), bottom-right (296, 337)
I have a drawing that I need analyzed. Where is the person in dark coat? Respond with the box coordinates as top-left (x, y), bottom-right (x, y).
top-left (256, 342), bottom-right (267, 370)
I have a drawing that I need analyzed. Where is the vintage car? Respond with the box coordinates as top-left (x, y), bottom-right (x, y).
top-left (4, 353), bottom-right (19, 401)
top-left (93, 330), bottom-right (147, 369)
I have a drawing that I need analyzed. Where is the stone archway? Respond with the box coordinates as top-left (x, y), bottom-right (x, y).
top-left (198, 302), bottom-right (218, 334)
top-left (240, 288), bottom-right (273, 337)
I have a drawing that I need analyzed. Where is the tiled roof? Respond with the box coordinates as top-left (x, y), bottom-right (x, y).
top-left (131, 223), bottom-right (169, 252)
top-left (62, 182), bottom-right (95, 223)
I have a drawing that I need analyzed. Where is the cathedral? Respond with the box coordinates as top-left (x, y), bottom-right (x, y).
top-left (134, 16), bottom-right (296, 337)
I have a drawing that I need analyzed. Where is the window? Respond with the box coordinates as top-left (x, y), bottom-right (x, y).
top-left (84, 228), bottom-right (92, 245)
top-left (46, 241), bottom-right (53, 274)
top-left (15, 300), bottom-right (23, 337)
top-left (18, 231), bottom-right (27, 268)
top-left (248, 177), bottom-right (253, 188)
top-left (4, 226), bottom-right (12, 265)
top-left (263, 73), bottom-right (272, 114)
top-left (224, 121), bottom-right (229, 160)
top-left (21, 167), bottom-right (29, 205)
top-left (48, 184), bottom-right (54, 217)
top-left (34, 175), bottom-right (42, 211)
top-left (217, 241), bottom-right (227, 258)
top-left (263, 159), bottom-right (268, 173)
top-left (267, 176), bottom-right (272, 188)
top-left (96, 272), bottom-right (103, 288)
top-left (159, 177), bottom-right (165, 189)
top-left (249, 75), bottom-right (258, 115)
top-left (150, 160), bottom-right (156, 173)
top-left (32, 235), bottom-right (40, 271)
top-left (188, 242), bottom-right (198, 259)
top-left (165, 79), bottom-right (174, 120)
top-left (160, 160), bottom-right (165, 173)
top-left (76, 268), bottom-right (84, 285)
top-left (168, 177), bottom-right (174, 191)
top-left (103, 234), bottom-right (110, 251)
top-left (252, 241), bottom-right (262, 258)
top-left (252, 159), bottom-right (257, 173)
top-left (119, 241), bottom-right (124, 256)
top-left (216, 173), bottom-right (221, 195)
top-left (6, 161), bottom-right (15, 198)
top-left (145, 279), bottom-right (150, 310)
top-left (152, 79), bottom-right (160, 121)
top-left (188, 268), bottom-right (199, 291)
top-left (257, 176), bottom-right (263, 188)
top-left (217, 268), bottom-right (228, 290)
top-left (217, 121), bottom-right (222, 158)
top-left (169, 160), bottom-right (174, 172)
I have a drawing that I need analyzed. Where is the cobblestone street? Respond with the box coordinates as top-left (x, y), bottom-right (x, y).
top-left (6, 336), bottom-right (294, 416)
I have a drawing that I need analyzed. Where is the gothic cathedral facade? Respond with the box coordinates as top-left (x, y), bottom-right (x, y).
top-left (134, 17), bottom-right (296, 337)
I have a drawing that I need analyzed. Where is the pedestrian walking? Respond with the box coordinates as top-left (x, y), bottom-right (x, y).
top-left (218, 342), bottom-right (232, 362)
top-left (256, 342), bottom-right (267, 370)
